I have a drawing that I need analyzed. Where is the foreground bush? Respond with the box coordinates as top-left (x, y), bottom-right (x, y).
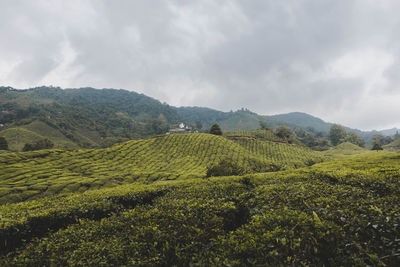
top-left (1, 153), bottom-right (400, 266)
top-left (206, 159), bottom-right (245, 177)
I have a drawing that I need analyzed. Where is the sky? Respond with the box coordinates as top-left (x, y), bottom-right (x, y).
top-left (1, 0), bottom-right (400, 131)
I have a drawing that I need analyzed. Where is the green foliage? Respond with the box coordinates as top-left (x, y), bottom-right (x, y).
top-left (210, 123), bottom-right (222, 135)
top-left (345, 131), bottom-right (365, 147)
top-left (372, 134), bottom-right (393, 147)
top-left (2, 126), bottom-right (399, 265)
top-left (322, 142), bottom-right (371, 160)
top-left (295, 130), bottom-right (330, 151)
top-left (206, 159), bottom-right (245, 177)
top-left (1, 152), bottom-right (400, 265)
top-left (22, 138), bottom-right (54, 151)
top-left (372, 143), bottom-right (383, 151)
top-left (0, 133), bottom-right (320, 204)
top-left (258, 121), bottom-right (272, 131)
top-left (0, 137), bottom-right (7, 150)
top-left (275, 125), bottom-right (292, 139)
top-left (0, 127), bottom-right (48, 151)
top-left (0, 86), bottom-right (181, 149)
top-left (329, 124), bottom-right (365, 148)
top-left (329, 124), bottom-right (347, 146)
top-left (384, 138), bottom-right (400, 151)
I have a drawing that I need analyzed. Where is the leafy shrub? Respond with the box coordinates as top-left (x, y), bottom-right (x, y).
top-left (206, 159), bottom-right (245, 177)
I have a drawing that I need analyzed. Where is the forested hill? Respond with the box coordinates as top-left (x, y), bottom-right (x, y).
top-left (0, 86), bottom-right (180, 149)
top-left (270, 112), bottom-right (332, 132)
top-left (176, 107), bottom-right (298, 131)
top-left (0, 86), bottom-right (397, 150)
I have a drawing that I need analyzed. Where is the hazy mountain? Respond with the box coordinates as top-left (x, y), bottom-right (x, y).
top-left (270, 112), bottom-right (332, 132)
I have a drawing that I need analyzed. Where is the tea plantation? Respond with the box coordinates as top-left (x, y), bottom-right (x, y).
top-left (0, 132), bottom-right (399, 265)
top-left (0, 133), bottom-right (321, 204)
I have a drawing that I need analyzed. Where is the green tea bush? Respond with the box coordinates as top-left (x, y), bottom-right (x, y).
top-left (1, 153), bottom-right (400, 265)
top-left (206, 159), bottom-right (245, 177)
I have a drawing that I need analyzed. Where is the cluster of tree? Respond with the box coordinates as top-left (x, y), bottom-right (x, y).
top-left (22, 138), bottom-right (54, 151)
top-left (293, 128), bottom-right (330, 151)
top-left (370, 134), bottom-right (393, 151)
top-left (371, 134), bottom-right (393, 146)
top-left (210, 123), bottom-right (222, 135)
top-left (146, 115), bottom-right (169, 135)
top-left (0, 137), bottom-right (8, 150)
top-left (329, 124), bottom-right (365, 147)
top-left (259, 122), bottom-right (329, 149)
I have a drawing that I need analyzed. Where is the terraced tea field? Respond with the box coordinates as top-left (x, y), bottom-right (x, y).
top-left (0, 133), bottom-right (322, 204)
top-left (1, 152), bottom-right (399, 266)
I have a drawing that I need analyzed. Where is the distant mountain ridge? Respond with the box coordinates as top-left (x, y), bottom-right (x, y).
top-left (0, 86), bottom-right (397, 150)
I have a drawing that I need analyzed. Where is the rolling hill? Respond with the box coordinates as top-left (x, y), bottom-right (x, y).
top-left (0, 133), bottom-right (322, 204)
top-left (0, 86), bottom-right (180, 150)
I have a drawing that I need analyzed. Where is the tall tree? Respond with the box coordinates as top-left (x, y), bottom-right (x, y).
top-left (210, 123), bottom-right (222, 135)
top-left (345, 132), bottom-right (365, 147)
top-left (329, 124), bottom-right (347, 146)
top-left (371, 142), bottom-right (383, 151)
top-left (371, 134), bottom-right (392, 146)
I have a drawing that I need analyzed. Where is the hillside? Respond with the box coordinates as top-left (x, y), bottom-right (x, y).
top-left (177, 107), bottom-right (297, 131)
top-left (322, 142), bottom-right (371, 159)
top-left (0, 133), bottom-right (322, 204)
top-left (1, 86), bottom-right (397, 151)
top-left (1, 152), bottom-right (399, 265)
top-left (270, 112), bottom-right (332, 132)
top-left (384, 138), bottom-right (400, 151)
top-left (0, 86), bottom-right (180, 150)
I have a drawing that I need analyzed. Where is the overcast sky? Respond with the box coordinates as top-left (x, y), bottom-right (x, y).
top-left (1, 0), bottom-right (400, 130)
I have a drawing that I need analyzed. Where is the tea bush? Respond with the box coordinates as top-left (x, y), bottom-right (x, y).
top-left (0, 133), bottom-right (321, 204)
top-left (1, 153), bottom-right (400, 265)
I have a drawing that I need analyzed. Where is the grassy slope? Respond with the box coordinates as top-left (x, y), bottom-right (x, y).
top-left (0, 86), bottom-right (181, 149)
top-left (385, 138), bottom-right (400, 151)
top-left (0, 133), bottom-right (322, 204)
top-left (321, 142), bottom-right (372, 159)
top-left (0, 127), bottom-right (46, 151)
top-left (0, 120), bottom-right (80, 151)
top-left (1, 152), bottom-right (399, 266)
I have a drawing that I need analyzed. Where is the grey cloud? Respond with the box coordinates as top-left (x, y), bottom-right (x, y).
top-left (1, 0), bottom-right (400, 130)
